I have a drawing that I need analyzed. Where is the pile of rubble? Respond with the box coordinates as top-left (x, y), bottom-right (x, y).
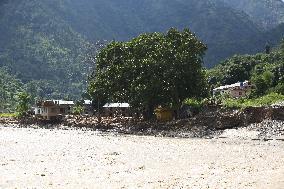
top-left (1, 105), bottom-right (283, 139)
top-left (272, 101), bottom-right (284, 107)
top-left (0, 117), bottom-right (18, 125)
top-left (247, 119), bottom-right (284, 139)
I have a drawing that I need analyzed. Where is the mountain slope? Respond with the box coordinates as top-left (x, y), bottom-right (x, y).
top-left (218, 0), bottom-right (284, 29)
top-left (51, 0), bottom-right (266, 67)
top-left (0, 0), bottom-right (91, 99)
top-left (0, 0), bottom-right (283, 101)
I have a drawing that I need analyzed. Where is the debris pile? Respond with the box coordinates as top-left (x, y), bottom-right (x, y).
top-left (1, 105), bottom-right (283, 139)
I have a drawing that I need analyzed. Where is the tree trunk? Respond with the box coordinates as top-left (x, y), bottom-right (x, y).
top-left (143, 104), bottom-right (155, 120)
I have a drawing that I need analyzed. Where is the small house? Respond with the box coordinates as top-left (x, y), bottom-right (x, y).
top-left (103, 103), bottom-right (131, 117)
top-left (38, 100), bottom-right (60, 120)
top-left (35, 100), bottom-right (74, 120)
top-left (213, 81), bottom-right (254, 98)
top-left (54, 100), bottom-right (74, 115)
top-left (83, 100), bottom-right (93, 115)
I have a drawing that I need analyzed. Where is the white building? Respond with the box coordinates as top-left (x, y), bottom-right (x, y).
top-left (102, 103), bottom-right (131, 117)
top-left (213, 81), bottom-right (254, 98)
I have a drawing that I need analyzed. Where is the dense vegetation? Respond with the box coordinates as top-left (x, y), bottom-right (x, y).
top-left (45, 0), bottom-right (284, 67)
top-left (0, 0), bottom-right (283, 112)
top-left (222, 93), bottom-right (284, 108)
top-left (0, 0), bottom-right (92, 101)
top-left (218, 0), bottom-right (284, 30)
top-left (88, 28), bottom-right (207, 117)
top-left (0, 68), bottom-right (24, 112)
top-left (208, 39), bottom-right (284, 102)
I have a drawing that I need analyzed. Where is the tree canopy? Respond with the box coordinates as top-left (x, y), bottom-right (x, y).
top-left (208, 39), bottom-right (284, 96)
top-left (88, 28), bottom-right (207, 117)
top-left (0, 68), bottom-right (24, 112)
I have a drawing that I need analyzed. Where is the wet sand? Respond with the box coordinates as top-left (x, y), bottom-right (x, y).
top-left (0, 126), bottom-right (284, 189)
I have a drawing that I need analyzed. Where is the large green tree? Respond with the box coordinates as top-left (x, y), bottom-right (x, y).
top-left (88, 28), bottom-right (207, 118)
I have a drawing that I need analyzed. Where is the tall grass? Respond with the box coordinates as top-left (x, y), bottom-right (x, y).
top-left (0, 113), bottom-right (17, 118)
top-left (222, 93), bottom-right (284, 108)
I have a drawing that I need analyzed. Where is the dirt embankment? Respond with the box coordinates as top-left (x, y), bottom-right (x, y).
top-left (1, 106), bottom-right (284, 138)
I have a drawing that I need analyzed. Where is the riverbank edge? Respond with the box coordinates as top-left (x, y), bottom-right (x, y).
top-left (1, 106), bottom-right (284, 138)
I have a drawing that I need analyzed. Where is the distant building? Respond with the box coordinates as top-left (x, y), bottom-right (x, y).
top-left (34, 100), bottom-right (133, 119)
top-left (55, 100), bottom-right (74, 115)
top-left (34, 100), bottom-right (92, 120)
top-left (213, 81), bottom-right (254, 98)
top-left (83, 100), bottom-right (93, 115)
top-left (102, 103), bottom-right (131, 117)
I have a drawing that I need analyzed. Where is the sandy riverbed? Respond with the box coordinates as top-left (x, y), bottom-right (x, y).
top-left (0, 125), bottom-right (283, 189)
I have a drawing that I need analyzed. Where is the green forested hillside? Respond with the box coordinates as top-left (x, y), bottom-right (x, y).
top-left (0, 0), bottom-right (283, 106)
top-left (208, 40), bottom-right (284, 96)
top-left (61, 0), bottom-right (266, 67)
top-left (0, 0), bottom-right (91, 100)
top-left (218, 0), bottom-right (284, 30)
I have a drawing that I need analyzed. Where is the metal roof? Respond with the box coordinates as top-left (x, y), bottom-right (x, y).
top-left (84, 100), bottom-right (92, 105)
top-left (44, 100), bottom-right (92, 105)
top-left (53, 100), bottom-right (74, 105)
top-left (213, 81), bottom-right (250, 91)
top-left (103, 103), bottom-right (130, 108)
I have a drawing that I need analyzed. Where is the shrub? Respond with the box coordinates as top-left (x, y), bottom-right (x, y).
top-left (16, 92), bottom-right (31, 118)
top-left (222, 92), bottom-right (284, 108)
top-left (184, 98), bottom-right (205, 110)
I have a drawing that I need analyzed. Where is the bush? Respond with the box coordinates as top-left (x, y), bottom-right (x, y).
top-left (73, 105), bottom-right (84, 115)
top-left (222, 93), bottom-right (284, 108)
top-left (0, 113), bottom-right (16, 118)
top-left (274, 82), bottom-right (284, 94)
top-left (16, 92), bottom-right (31, 118)
top-left (184, 98), bottom-right (205, 110)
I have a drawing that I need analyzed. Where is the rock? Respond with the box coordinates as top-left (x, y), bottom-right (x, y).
top-left (270, 107), bottom-right (284, 121)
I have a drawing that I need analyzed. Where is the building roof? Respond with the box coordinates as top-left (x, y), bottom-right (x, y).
top-left (213, 81), bottom-right (250, 91)
top-left (38, 100), bottom-right (92, 107)
top-left (42, 101), bottom-right (56, 107)
top-left (103, 103), bottom-right (130, 108)
top-left (84, 100), bottom-right (92, 105)
top-left (53, 100), bottom-right (74, 105)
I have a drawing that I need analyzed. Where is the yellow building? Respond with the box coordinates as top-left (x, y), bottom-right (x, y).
top-left (155, 107), bottom-right (173, 122)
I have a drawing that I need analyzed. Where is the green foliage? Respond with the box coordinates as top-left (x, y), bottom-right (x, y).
top-left (281, 38), bottom-right (284, 53)
top-left (0, 68), bottom-right (24, 111)
top-left (63, 0), bottom-right (284, 67)
top-left (0, 0), bottom-right (91, 100)
top-left (0, 0), bottom-right (283, 103)
top-left (218, 0), bottom-right (284, 29)
top-left (73, 105), bottom-right (84, 115)
top-left (16, 92), bottom-right (31, 117)
top-left (0, 0), bottom-right (283, 80)
top-left (209, 40), bottom-right (284, 97)
top-left (0, 113), bottom-right (16, 118)
top-left (222, 93), bottom-right (284, 108)
top-left (263, 70), bottom-right (275, 86)
top-left (251, 75), bottom-right (269, 96)
top-left (184, 98), bottom-right (205, 110)
top-left (72, 100), bottom-right (85, 115)
top-left (89, 28), bottom-right (207, 117)
top-left (274, 82), bottom-right (284, 94)
top-left (251, 70), bottom-right (275, 95)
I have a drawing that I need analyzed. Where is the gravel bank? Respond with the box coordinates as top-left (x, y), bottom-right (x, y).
top-left (0, 125), bottom-right (283, 189)
top-left (219, 120), bottom-right (284, 140)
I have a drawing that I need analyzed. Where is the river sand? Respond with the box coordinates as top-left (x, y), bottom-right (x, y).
top-left (0, 126), bottom-right (283, 189)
